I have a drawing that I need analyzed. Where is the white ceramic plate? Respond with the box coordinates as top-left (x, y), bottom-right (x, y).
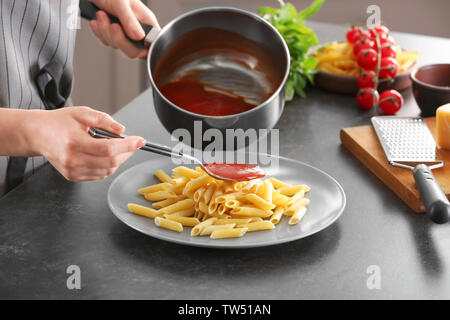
top-left (107, 156), bottom-right (346, 248)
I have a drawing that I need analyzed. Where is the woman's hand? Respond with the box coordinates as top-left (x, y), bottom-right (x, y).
top-left (28, 107), bottom-right (146, 182)
top-left (88, 0), bottom-right (160, 59)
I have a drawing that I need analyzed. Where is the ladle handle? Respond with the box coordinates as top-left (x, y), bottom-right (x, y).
top-left (79, 0), bottom-right (155, 48)
top-left (88, 127), bottom-right (183, 159)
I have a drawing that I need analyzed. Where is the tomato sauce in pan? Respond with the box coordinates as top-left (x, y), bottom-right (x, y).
top-left (158, 80), bottom-right (257, 116)
top-left (204, 163), bottom-right (266, 181)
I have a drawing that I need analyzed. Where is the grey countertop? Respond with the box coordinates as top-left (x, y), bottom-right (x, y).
top-left (1, 22), bottom-right (450, 299)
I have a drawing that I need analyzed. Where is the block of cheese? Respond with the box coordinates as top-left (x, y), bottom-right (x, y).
top-left (436, 103), bottom-right (450, 150)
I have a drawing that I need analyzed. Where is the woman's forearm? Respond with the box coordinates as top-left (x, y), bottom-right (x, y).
top-left (0, 109), bottom-right (42, 157)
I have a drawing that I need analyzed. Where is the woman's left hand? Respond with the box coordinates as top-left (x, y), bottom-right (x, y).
top-left (88, 0), bottom-right (160, 59)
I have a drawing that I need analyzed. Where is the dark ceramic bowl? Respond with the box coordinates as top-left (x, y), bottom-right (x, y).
top-left (410, 64), bottom-right (450, 117)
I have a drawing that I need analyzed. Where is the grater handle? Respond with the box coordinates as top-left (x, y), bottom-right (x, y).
top-left (413, 164), bottom-right (450, 224)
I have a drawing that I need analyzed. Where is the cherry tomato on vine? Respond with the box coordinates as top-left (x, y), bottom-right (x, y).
top-left (369, 25), bottom-right (389, 38)
top-left (357, 49), bottom-right (378, 70)
top-left (353, 37), bottom-right (376, 55)
top-left (346, 27), bottom-right (362, 43)
top-left (357, 70), bottom-right (377, 89)
top-left (379, 90), bottom-right (403, 114)
top-left (381, 43), bottom-right (397, 59)
top-left (351, 30), bottom-right (371, 44)
top-left (356, 88), bottom-right (379, 110)
top-left (379, 57), bottom-right (399, 79)
top-left (380, 35), bottom-right (395, 45)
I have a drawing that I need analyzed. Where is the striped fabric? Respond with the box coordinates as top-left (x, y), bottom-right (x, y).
top-left (0, 0), bottom-right (78, 197)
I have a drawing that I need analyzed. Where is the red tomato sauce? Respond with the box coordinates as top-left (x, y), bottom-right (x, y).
top-left (204, 163), bottom-right (265, 181)
top-left (158, 80), bottom-right (257, 116)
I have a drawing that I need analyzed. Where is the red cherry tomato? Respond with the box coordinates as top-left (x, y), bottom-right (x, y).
top-left (356, 88), bottom-right (379, 110)
top-left (380, 35), bottom-right (395, 45)
top-left (381, 43), bottom-right (397, 59)
top-left (369, 25), bottom-right (390, 38)
top-left (353, 37), bottom-right (376, 55)
top-left (351, 30), bottom-right (371, 44)
top-left (357, 49), bottom-right (378, 70)
top-left (346, 27), bottom-right (362, 43)
top-left (379, 89), bottom-right (403, 114)
top-left (357, 70), bottom-right (377, 89)
top-left (379, 57), bottom-right (399, 79)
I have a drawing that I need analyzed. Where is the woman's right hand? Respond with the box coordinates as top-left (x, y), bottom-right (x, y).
top-left (27, 106), bottom-right (146, 182)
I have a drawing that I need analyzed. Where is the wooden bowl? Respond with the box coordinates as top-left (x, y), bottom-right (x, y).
top-left (315, 67), bottom-right (414, 95)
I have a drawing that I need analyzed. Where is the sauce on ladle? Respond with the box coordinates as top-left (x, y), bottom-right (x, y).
top-left (203, 163), bottom-right (266, 181)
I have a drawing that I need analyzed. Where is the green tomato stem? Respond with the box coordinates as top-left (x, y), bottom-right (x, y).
top-left (373, 30), bottom-right (382, 113)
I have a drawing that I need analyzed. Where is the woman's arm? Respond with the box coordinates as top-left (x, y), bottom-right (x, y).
top-left (0, 107), bottom-right (145, 181)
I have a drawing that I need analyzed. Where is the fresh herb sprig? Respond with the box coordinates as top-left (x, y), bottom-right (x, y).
top-left (259, 0), bottom-right (324, 101)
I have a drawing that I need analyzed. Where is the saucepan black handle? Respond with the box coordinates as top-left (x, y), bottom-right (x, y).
top-left (413, 164), bottom-right (450, 224)
top-left (79, 0), bottom-right (153, 48)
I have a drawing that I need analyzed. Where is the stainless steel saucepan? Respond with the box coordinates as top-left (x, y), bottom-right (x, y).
top-left (80, 3), bottom-right (290, 148)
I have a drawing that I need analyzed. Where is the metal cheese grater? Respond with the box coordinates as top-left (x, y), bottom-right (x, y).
top-left (371, 116), bottom-right (450, 224)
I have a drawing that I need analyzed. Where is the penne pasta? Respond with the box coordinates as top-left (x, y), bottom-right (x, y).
top-left (208, 201), bottom-right (219, 215)
top-left (172, 166), bottom-right (203, 179)
top-left (278, 185), bottom-right (309, 196)
top-left (231, 206), bottom-right (273, 218)
top-left (144, 190), bottom-right (177, 201)
top-left (267, 177), bottom-right (290, 189)
top-left (272, 191), bottom-right (290, 207)
top-left (200, 223), bottom-right (235, 236)
top-left (210, 227), bottom-right (248, 239)
top-left (257, 180), bottom-right (273, 202)
top-left (166, 207), bottom-right (196, 217)
top-left (183, 174), bottom-right (215, 197)
top-left (215, 192), bottom-right (243, 204)
top-left (245, 194), bottom-right (275, 211)
top-left (128, 203), bottom-right (160, 219)
top-left (270, 206), bottom-right (285, 225)
top-left (198, 201), bottom-right (209, 215)
top-left (191, 217), bottom-right (218, 236)
top-left (224, 199), bottom-right (240, 209)
top-left (236, 221), bottom-right (275, 232)
top-left (193, 187), bottom-right (206, 202)
top-left (151, 196), bottom-right (183, 209)
top-left (165, 215), bottom-right (200, 227)
top-left (138, 182), bottom-right (172, 195)
top-left (154, 216), bottom-right (183, 232)
top-left (132, 166), bottom-right (313, 240)
top-left (214, 218), bottom-right (251, 225)
top-left (154, 170), bottom-right (174, 184)
top-left (241, 179), bottom-right (261, 193)
top-left (158, 199), bottom-right (195, 215)
top-left (285, 198), bottom-right (310, 216)
top-left (288, 189), bottom-right (305, 206)
top-left (202, 183), bottom-right (216, 204)
top-left (289, 206), bottom-right (307, 225)
top-left (233, 181), bottom-right (246, 191)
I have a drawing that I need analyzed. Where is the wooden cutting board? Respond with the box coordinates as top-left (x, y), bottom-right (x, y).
top-left (340, 117), bottom-right (450, 212)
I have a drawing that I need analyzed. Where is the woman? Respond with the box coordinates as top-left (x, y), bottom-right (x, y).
top-left (0, 0), bottom-right (160, 196)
